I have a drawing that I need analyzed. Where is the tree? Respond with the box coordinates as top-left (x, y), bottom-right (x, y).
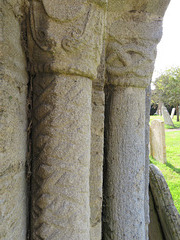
top-left (153, 67), bottom-right (180, 121)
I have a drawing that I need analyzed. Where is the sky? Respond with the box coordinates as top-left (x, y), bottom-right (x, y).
top-left (152, 0), bottom-right (180, 82)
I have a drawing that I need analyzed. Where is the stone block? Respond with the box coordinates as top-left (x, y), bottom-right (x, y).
top-left (150, 120), bottom-right (166, 163)
top-left (171, 108), bottom-right (176, 119)
top-left (162, 104), bottom-right (174, 126)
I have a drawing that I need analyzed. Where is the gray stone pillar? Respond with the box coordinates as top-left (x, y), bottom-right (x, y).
top-left (104, 86), bottom-right (146, 239)
top-left (0, 1), bottom-right (28, 239)
top-left (90, 83), bottom-right (105, 240)
top-left (27, 1), bottom-right (106, 239)
top-left (90, 42), bottom-right (106, 240)
top-left (32, 75), bottom-right (92, 239)
top-left (103, 1), bottom-right (170, 239)
top-left (145, 85), bottom-right (151, 239)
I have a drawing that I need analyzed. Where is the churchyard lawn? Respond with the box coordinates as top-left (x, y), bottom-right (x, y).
top-left (150, 115), bottom-right (180, 213)
top-left (150, 115), bottom-right (180, 129)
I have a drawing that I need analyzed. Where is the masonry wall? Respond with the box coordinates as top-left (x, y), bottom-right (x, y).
top-left (0, 1), bottom-right (28, 239)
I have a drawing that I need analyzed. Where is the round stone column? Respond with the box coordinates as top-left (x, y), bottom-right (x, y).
top-left (103, 1), bottom-right (170, 238)
top-left (27, 1), bottom-right (106, 239)
top-left (32, 74), bottom-right (92, 239)
top-left (104, 85), bottom-right (146, 239)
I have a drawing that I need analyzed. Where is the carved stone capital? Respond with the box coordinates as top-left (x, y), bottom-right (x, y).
top-left (28, 0), bottom-right (106, 80)
top-left (106, 17), bottom-right (162, 88)
top-left (106, 0), bottom-right (171, 88)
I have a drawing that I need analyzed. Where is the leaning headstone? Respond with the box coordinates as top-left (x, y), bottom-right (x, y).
top-left (149, 164), bottom-right (180, 240)
top-left (171, 108), bottom-right (176, 119)
top-left (150, 120), bottom-right (167, 163)
top-left (149, 188), bottom-right (164, 240)
top-left (162, 104), bottom-right (174, 126)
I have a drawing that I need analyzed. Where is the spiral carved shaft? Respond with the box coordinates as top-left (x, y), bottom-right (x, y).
top-left (31, 74), bottom-right (92, 239)
top-left (28, 1), bottom-right (106, 238)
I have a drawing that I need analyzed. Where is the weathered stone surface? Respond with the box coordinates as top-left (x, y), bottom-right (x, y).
top-left (0, 1), bottom-right (28, 239)
top-left (103, 87), bottom-right (146, 239)
top-left (28, 1), bottom-right (106, 239)
top-left (0, 1), bottom-right (173, 239)
top-left (149, 164), bottom-right (180, 240)
top-left (90, 84), bottom-right (105, 240)
top-left (162, 104), bottom-right (174, 126)
top-left (90, 46), bottom-right (106, 240)
top-left (145, 85), bottom-right (151, 240)
top-left (28, 0), bottom-right (106, 79)
top-left (157, 102), bottom-right (163, 116)
top-left (150, 119), bottom-right (167, 163)
top-left (31, 75), bottom-right (92, 239)
top-left (149, 188), bottom-right (164, 240)
top-left (171, 108), bottom-right (176, 119)
top-left (103, 1), bottom-right (170, 239)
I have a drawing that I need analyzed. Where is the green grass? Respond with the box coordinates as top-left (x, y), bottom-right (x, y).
top-left (150, 115), bottom-right (180, 129)
top-left (150, 115), bottom-right (180, 212)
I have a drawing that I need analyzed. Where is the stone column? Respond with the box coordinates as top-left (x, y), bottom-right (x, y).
top-left (90, 64), bottom-right (105, 240)
top-left (103, 1), bottom-right (170, 239)
top-left (27, 1), bottom-right (106, 239)
top-left (0, 1), bottom-right (28, 239)
top-left (145, 85), bottom-right (151, 239)
top-left (104, 86), bottom-right (147, 239)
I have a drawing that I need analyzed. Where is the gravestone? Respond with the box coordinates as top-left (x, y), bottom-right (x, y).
top-left (149, 164), bottom-right (180, 240)
top-left (150, 120), bottom-right (166, 163)
top-left (149, 188), bottom-right (164, 240)
top-left (162, 104), bottom-right (174, 126)
top-left (171, 108), bottom-right (175, 119)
